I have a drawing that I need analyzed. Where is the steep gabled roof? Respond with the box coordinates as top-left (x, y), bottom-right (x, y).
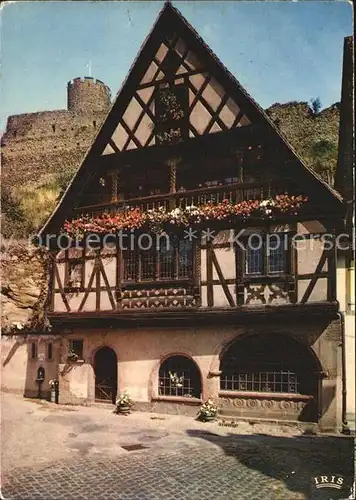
top-left (40, 1), bottom-right (343, 237)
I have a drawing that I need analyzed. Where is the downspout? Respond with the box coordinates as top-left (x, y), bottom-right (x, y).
top-left (336, 308), bottom-right (350, 434)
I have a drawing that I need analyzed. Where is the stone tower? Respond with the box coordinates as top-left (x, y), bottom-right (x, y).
top-left (67, 77), bottom-right (111, 115)
top-left (1, 77), bottom-right (112, 190)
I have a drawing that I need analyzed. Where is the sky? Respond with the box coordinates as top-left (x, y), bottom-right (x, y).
top-left (0, 1), bottom-right (353, 132)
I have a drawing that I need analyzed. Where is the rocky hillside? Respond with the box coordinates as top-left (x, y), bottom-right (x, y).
top-left (266, 101), bottom-right (340, 186)
top-left (1, 240), bottom-right (49, 334)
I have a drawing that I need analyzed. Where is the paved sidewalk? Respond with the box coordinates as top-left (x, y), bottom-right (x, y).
top-left (1, 393), bottom-right (354, 500)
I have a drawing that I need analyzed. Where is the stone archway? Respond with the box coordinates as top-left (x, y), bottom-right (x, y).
top-left (219, 333), bottom-right (321, 422)
top-left (94, 346), bottom-right (117, 404)
top-left (158, 355), bottom-right (202, 399)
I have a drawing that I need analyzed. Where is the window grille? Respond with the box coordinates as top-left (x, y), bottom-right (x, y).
top-left (141, 247), bottom-right (156, 281)
top-left (159, 355), bottom-right (201, 398)
top-left (123, 239), bottom-right (193, 282)
top-left (220, 370), bottom-right (299, 393)
top-left (123, 249), bottom-right (137, 281)
top-left (178, 240), bottom-right (193, 278)
top-left (220, 334), bottom-right (317, 396)
top-left (159, 240), bottom-right (175, 279)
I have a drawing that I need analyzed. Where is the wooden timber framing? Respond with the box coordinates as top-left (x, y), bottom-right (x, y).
top-left (39, 2), bottom-right (343, 236)
top-left (40, 2), bottom-right (346, 326)
top-left (48, 301), bottom-right (339, 329)
top-left (50, 223), bottom-right (338, 316)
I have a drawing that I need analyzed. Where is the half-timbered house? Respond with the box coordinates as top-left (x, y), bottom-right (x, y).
top-left (12, 3), bottom-right (349, 428)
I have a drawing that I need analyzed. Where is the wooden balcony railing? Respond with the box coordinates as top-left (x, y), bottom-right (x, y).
top-left (74, 180), bottom-right (283, 216)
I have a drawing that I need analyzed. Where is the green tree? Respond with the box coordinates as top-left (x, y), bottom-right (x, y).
top-left (310, 97), bottom-right (322, 116)
top-left (310, 139), bottom-right (337, 185)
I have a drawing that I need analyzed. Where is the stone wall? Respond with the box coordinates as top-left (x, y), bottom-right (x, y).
top-left (67, 77), bottom-right (111, 114)
top-left (1, 318), bottom-right (341, 428)
top-left (1, 77), bottom-right (111, 188)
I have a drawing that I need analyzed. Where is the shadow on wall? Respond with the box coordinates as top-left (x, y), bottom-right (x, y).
top-left (2, 338), bottom-right (25, 367)
top-left (186, 430), bottom-right (354, 499)
top-left (320, 384), bottom-right (337, 421)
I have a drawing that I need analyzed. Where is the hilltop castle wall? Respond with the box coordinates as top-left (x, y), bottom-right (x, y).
top-left (1, 77), bottom-right (111, 187)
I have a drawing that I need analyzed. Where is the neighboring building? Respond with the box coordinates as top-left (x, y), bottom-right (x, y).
top-left (335, 35), bottom-right (355, 432)
top-left (1, 3), bottom-right (349, 430)
top-left (1, 77), bottom-right (111, 188)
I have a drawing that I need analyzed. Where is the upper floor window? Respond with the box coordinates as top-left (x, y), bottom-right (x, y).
top-left (245, 234), bottom-right (288, 277)
top-left (155, 85), bottom-right (188, 145)
top-left (119, 165), bottom-right (170, 200)
top-left (123, 238), bottom-right (193, 282)
top-left (176, 155), bottom-right (243, 192)
top-left (66, 260), bottom-right (83, 288)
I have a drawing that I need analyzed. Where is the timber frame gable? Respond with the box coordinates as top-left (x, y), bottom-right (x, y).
top-left (40, 1), bottom-right (343, 237)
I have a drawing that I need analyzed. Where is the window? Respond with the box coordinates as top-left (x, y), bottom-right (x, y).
top-left (246, 236), bottom-right (264, 275)
top-left (155, 85), bottom-right (188, 145)
top-left (69, 340), bottom-right (83, 360)
top-left (120, 166), bottom-right (170, 200)
top-left (220, 370), bottom-right (299, 393)
top-left (245, 233), bottom-right (288, 276)
top-left (159, 355), bottom-right (202, 398)
top-left (66, 260), bottom-right (83, 287)
top-left (268, 235), bottom-right (287, 274)
top-left (123, 238), bottom-right (193, 282)
top-left (30, 342), bottom-right (37, 360)
top-left (220, 334), bottom-right (318, 396)
top-left (47, 343), bottom-right (53, 361)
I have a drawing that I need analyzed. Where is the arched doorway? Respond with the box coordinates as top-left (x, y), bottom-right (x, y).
top-left (94, 347), bottom-right (117, 404)
top-left (219, 334), bottom-right (321, 422)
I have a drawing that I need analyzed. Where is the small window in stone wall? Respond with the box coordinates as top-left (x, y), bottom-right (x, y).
top-left (30, 342), bottom-right (37, 360)
top-left (52, 124), bottom-right (56, 132)
top-left (158, 355), bottom-right (202, 398)
top-left (47, 343), bottom-right (53, 361)
top-left (66, 260), bottom-right (83, 288)
top-left (69, 340), bottom-right (84, 360)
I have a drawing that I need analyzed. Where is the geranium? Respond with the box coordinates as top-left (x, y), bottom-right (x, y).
top-left (116, 392), bottom-right (133, 407)
top-left (198, 398), bottom-right (218, 421)
top-left (62, 195), bottom-right (308, 239)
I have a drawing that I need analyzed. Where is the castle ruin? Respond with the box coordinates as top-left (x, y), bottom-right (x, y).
top-left (1, 77), bottom-right (111, 188)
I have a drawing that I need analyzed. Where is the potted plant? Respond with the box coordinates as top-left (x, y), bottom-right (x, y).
top-left (198, 398), bottom-right (218, 422)
top-left (169, 371), bottom-right (184, 388)
top-left (67, 349), bottom-right (79, 362)
top-left (115, 392), bottom-right (134, 415)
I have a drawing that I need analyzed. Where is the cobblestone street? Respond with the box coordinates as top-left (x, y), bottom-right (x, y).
top-left (1, 393), bottom-right (354, 500)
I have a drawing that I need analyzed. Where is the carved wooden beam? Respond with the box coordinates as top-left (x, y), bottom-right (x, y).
top-left (108, 169), bottom-right (119, 202)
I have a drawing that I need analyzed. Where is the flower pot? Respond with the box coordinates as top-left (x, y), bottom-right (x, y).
top-left (117, 405), bottom-right (131, 414)
top-left (201, 414), bottom-right (216, 422)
